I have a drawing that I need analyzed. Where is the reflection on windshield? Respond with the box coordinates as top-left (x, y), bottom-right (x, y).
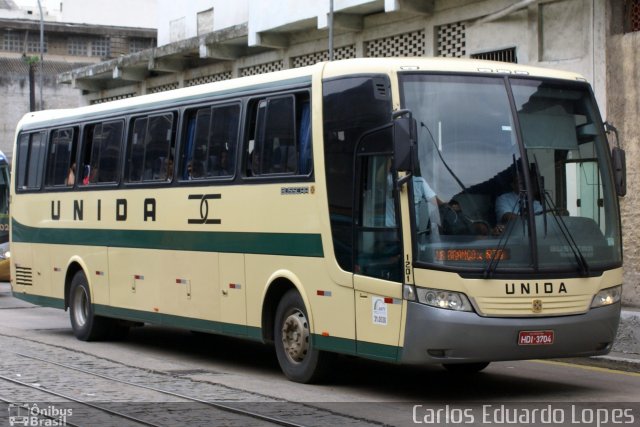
top-left (400, 74), bottom-right (622, 275)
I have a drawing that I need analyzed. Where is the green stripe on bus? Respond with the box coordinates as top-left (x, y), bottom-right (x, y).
top-left (94, 305), bottom-right (262, 340)
top-left (313, 333), bottom-right (400, 362)
top-left (12, 292), bottom-right (65, 309)
top-left (12, 219), bottom-right (324, 257)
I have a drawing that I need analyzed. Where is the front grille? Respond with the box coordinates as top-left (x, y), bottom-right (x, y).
top-left (14, 266), bottom-right (33, 286)
top-left (474, 294), bottom-right (592, 317)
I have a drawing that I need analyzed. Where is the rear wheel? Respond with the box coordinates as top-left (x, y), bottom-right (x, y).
top-left (274, 289), bottom-right (330, 383)
top-left (442, 362), bottom-right (490, 374)
top-left (69, 271), bottom-right (110, 341)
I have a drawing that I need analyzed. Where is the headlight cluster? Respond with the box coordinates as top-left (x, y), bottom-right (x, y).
top-left (415, 287), bottom-right (473, 312)
top-left (591, 285), bottom-right (622, 308)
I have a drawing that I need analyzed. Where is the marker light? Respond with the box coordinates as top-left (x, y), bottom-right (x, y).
top-left (591, 285), bottom-right (622, 308)
top-left (416, 287), bottom-right (473, 312)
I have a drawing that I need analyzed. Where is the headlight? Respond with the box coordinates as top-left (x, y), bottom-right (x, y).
top-left (0, 250), bottom-right (7, 260)
top-left (591, 285), bottom-right (622, 308)
top-left (416, 287), bottom-right (473, 312)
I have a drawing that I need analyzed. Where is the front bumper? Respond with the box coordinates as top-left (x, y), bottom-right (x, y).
top-left (400, 300), bottom-right (621, 365)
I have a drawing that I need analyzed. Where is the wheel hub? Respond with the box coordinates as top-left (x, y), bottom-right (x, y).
top-left (72, 286), bottom-right (89, 328)
top-left (281, 310), bottom-right (309, 363)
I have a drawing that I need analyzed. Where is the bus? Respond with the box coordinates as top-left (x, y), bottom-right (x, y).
top-left (0, 150), bottom-right (10, 280)
top-left (0, 151), bottom-right (9, 241)
top-left (10, 58), bottom-right (625, 383)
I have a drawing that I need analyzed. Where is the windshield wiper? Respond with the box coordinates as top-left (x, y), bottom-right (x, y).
top-left (541, 190), bottom-right (589, 276)
top-left (484, 157), bottom-right (529, 278)
top-left (483, 191), bottom-right (526, 279)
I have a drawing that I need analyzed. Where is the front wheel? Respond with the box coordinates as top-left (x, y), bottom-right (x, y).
top-left (274, 289), bottom-right (330, 383)
top-left (69, 271), bottom-right (110, 341)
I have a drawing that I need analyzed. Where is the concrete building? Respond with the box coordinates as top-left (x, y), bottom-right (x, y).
top-left (51, 0), bottom-right (640, 356)
top-left (0, 0), bottom-right (157, 158)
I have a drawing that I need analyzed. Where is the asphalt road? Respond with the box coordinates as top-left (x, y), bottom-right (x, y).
top-left (1, 282), bottom-right (639, 427)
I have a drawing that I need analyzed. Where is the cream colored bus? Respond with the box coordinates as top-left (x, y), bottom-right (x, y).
top-left (11, 58), bottom-right (625, 383)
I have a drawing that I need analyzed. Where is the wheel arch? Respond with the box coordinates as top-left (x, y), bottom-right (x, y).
top-left (261, 270), bottom-right (313, 343)
top-left (64, 257), bottom-right (91, 310)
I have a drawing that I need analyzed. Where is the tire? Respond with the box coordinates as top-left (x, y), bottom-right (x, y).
top-left (69, 271), bottom-right (110, 341)
top-left (442, 362), bottom-right (490, 374)
top-left (274, 289), bottom-right (330, 383)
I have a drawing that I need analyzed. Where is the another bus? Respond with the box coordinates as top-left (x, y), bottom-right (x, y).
top-left (0, 151), bottom-right (9, 241)
top-left (10, 58), bottom-right (625, 382)
top-left (0, 150), bottom-right (10, 280)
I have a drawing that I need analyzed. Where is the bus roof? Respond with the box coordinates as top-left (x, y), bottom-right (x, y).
top-left (17, 57), bottom-right (586, 130)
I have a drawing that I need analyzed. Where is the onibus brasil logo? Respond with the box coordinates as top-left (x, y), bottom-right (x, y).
top-left (7, 403), bottom-right (72, 426)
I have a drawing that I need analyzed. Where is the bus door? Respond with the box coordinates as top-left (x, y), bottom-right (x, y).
top-left (353, 128), bottom-right (403, 360)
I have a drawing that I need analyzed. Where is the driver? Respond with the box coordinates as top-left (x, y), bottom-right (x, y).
top-left (495, 173), bottom-right (543, 226)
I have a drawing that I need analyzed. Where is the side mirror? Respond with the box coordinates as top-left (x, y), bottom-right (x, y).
top-left (605, 122), bottom-right (626, 197)
top-left (392, 110), bottom-right (417, 173)
top-left (612, 146), bottom-right (626, 197)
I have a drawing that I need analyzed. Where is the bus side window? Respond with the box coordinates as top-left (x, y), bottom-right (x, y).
top-left (96, 121), bottom-right (124, 183)
top-left (16, 131), bottom-right (46, 190)
top-left (45, 127), bottom-right (77, 187)
top-left (128, 118), bottom-right (147, 182)
top-left (208, 104), bottom-right (239, 177)
top-left (127, 113), bottom-right (176, 183)
top-left (298, 101), bottom-right (311, 175)
top-left (245, 93), bottom-right (309, 177)
top-left (80, 120), bottom-right (124, 185)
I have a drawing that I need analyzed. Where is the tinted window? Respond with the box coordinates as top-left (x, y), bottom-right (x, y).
top-left (16, 131), bottom-right (46, 190)
top-left (127, 113), bottom-right (175, 182)
top-left (45, 128), bottom-right (76, 187)
top-left (244, 93), bottom-right (311, 177)
top-left (322, 76), bottom-right (392, 271)
top-left (80, 120), bottom-right (123, 185)
top-left (180, 104), bottom-right (239, 180)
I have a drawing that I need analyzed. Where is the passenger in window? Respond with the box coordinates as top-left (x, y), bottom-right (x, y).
top-left (191, 161), bottom-right (205, 179)
top-left (216, 149), bottom-right (230, 176)
top-left (249, 150), bottom-right (261, 176)
top-left (82, 165), bottom-right (90, 185)
top-left (165, 157), bottom-right (174, 180)
top-left (66, 162), bottom-right (76, 186)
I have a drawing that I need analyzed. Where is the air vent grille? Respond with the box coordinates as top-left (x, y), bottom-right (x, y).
top-left (15, 266), bottom-right (33, 286)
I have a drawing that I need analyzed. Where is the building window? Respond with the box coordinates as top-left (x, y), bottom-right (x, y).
top-left (3, 31), bottom-right (22, 52)
top-left (471, 47), bottom-right (517, 63)
top-left (68, 37), bottom-right (88, 56)
top-left (197, 8), bottom-right (214, 36)
top-left (26, 35), bottom-right (48, 53)
top-left (626, 0), bottom-right (640, 32)
top-left (437, 22), bottom-right (466, 57)
top-left (129, 38), bottom-right (150, 53)
top-left (91, 37), bottom-right (111, 58)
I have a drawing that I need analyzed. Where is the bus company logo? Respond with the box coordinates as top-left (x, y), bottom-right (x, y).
top-left (7, 403), bottom-right (72, 426)
top-left (532, 299), bottom-right (543, 313)
top-left (504, 282), bottom-right (567, 295)
top-left (187, 193), bottom-right (222, 225)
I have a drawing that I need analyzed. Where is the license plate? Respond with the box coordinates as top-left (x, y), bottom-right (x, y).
top-left (518, 330), bottom-right (554, 345)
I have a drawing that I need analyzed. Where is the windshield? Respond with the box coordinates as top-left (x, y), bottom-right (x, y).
top-left (400, 74), bottom-right (622, 275)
